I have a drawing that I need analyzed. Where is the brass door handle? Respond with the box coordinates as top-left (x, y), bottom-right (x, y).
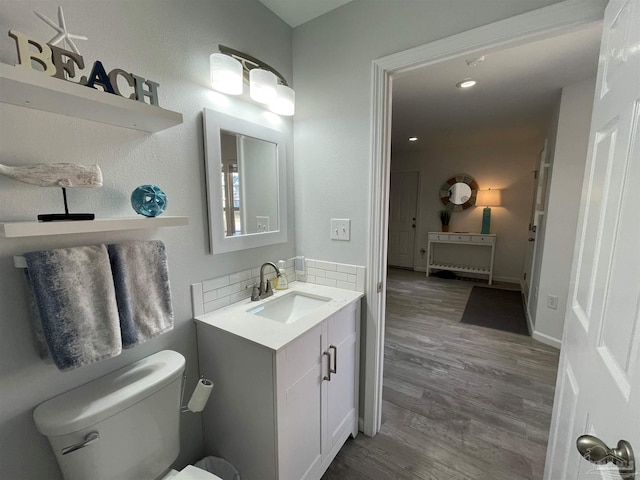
top-left (577, 435), bottom-right (635, 479)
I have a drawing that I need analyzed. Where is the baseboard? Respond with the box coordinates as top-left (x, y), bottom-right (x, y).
top-left (532, 330), bottom-right (561, 349)
top-left (414, 266), bottom-right (426, 272)
top-left (523, 297), bottom-right (534, 336)
top-left (493, 275), bottom-right (521, 284)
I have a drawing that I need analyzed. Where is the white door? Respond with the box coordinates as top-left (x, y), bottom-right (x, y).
top-left (544, 0), bottom-right (640, 478)
top-left (523, 141), bottom-right (549, 303)
top-left (387, 171), bottom-right (418, 268)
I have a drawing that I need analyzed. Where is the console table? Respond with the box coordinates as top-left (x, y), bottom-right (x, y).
top-left (426, 232), bottom-right (496, 284)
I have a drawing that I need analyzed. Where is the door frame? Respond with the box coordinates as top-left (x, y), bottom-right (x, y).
top-left (363, 0), bottom-right (606, 436)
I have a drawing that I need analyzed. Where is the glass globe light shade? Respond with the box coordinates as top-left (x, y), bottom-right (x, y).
top-left (210, 53), bottom-right (243, 95)
top-left (269, 84), bottom-right (295, 116)
top-left (249, 69), bottom-right (277, 104)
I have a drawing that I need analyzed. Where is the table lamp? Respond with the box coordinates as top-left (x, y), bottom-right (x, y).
top-left (476, 188), bottom-right (501, 234)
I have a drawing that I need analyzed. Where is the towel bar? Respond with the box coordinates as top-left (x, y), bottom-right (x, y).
top-left (13, 255), bottom-right (27, 268)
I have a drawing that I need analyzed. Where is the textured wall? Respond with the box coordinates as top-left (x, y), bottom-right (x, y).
top-left (533, 77), bottom-right (596, 345)
top-left (291, 0), bottom-right (567, 266)
top-left (0, 1), bottom-right (292, 478)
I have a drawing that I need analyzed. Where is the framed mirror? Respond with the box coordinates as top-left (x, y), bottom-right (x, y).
top-left (203, 108), bottom-right (287, 254)
top-left (439, 174), bottom-right (478, 211)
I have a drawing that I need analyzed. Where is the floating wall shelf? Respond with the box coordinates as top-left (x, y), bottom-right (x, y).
top-left (0, 216), bottom-right (189, 238)
top-left (0, 63), bottom-right (183, 132)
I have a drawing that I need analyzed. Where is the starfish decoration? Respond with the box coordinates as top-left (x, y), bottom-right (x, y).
top-left (33, 6), bottom-right (88, 55)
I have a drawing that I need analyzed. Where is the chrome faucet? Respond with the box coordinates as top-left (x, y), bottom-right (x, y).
top-left (257, 261), bottom-right (280, 299)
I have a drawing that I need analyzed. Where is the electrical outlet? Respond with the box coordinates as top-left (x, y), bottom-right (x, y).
top-left (547, 294), bottom-right (559, 310)
top-left (330, 218), bottom-right (351, 241)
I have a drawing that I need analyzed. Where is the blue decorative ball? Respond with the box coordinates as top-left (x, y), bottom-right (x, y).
top-left (131, 185), bottom-right (167, 217)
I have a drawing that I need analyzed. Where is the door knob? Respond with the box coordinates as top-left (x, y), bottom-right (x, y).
top-left (528, 237), bottom-right (535, 242)
top-left (576, 435), bottom-right (635, 479)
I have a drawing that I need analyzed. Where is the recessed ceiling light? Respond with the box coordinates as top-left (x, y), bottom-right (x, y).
top-left (456, 78), bottom-right (477, 89)
top-left (408, 136), bottom-right (418, 142)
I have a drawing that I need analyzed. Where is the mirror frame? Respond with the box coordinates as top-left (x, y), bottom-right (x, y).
top-left (203, 107), bottom-right (287, 254)
top-left (439, 174), bottom-right (478, 211)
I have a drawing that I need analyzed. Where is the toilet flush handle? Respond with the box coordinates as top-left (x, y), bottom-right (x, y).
top-left (61, 431), bottom-right (100, 455)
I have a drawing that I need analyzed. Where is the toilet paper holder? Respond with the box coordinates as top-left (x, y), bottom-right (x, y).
top-left (181, 374), bottom-right (214, 413)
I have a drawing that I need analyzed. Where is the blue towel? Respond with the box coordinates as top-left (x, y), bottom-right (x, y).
top-left (108, 240), bottom-right (174, 348)
top-left (24, 245), bottom-right (122, 371)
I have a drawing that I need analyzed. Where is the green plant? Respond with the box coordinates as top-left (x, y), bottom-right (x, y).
top-left (439, 209), bottom-right (451, 226)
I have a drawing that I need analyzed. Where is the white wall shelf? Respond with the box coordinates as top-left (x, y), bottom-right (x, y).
top-left (0, 216), bottom-right (189, 238)
top-left (0, 63), bottom-right (183, 132)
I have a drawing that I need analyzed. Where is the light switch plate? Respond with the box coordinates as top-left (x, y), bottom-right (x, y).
top-left (330, 218), bottom-right (351, 241)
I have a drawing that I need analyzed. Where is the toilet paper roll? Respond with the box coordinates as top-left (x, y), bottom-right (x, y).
top-left (187, 378), bottom-right (214, 413)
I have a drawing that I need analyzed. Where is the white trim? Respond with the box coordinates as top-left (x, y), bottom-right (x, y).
top-left (533, 330), bottom-right (562, 349)
top-left (365, 0), bottom-right (605, 436)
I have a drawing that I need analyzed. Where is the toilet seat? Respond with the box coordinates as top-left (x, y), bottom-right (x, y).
top-left (164, 465), bottom-right (223, 480)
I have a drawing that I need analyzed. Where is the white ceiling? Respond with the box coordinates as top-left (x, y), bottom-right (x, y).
top-left (257, 0), bottom-right (353, 27)
top-left (392, 26), bottom-right (602, 151)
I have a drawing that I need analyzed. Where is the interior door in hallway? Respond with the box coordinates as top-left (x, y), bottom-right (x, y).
top-left (523, 140), bottom-right (548, 304)
top-left (544, 0), bottom-right (640, 478)
top-left (387, 171), bottom-right (418, 269)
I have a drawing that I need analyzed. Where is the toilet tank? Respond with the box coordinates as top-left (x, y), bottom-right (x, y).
top-left (33, 350), bottom-right (186, 480)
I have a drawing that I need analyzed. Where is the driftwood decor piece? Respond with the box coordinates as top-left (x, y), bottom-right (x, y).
top-left (0, 163), bottom-right (103, 187)
top-left (0, 163), bottom-right (103, 222)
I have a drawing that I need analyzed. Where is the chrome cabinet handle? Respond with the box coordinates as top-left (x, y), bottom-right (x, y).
top-left (329, 345), bottom-right (337, 374)
top-left (323, 351), bottom-right (332, 381)
top-left (577, 435), bottom-right (635, 479)
top-left (62, 431), bottom-right (100, 455)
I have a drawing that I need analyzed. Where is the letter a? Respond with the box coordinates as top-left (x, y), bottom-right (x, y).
top-left (84, 61), bottom-right (116, 94)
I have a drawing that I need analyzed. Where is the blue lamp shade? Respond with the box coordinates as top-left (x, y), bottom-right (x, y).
top-left (476, 189), bottom-right (501, 234)
top-left (131, 185), bottom-right (167, 217)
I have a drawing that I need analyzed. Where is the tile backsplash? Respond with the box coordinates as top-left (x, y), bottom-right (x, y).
top-left (191, 258), bottom-right (365, 317)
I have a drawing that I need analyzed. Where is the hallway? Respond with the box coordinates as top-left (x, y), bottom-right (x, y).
top-left (322, 269), bottom-right (560, 480)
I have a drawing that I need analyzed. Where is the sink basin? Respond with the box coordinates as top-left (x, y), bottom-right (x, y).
top-left (247, 291), bottom-right (331, 324)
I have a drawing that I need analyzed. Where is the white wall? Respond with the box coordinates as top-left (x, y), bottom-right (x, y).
top-left (0, 2), bottom-right (292, 479)
top-left (532, 77), bottom-right (596, 347)
top-left (292, 0), bottom-right (565, 266)
top-left (391, 138), bottom-right (542, 282)
top-left (528, 97), bottom-right (561, 325)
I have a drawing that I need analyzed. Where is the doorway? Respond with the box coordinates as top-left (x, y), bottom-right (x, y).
top-left (363, 2), bottom-right (604, 437)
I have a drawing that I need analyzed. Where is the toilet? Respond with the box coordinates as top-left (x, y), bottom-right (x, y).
top-left (33, 350), bottom-right (223, 480)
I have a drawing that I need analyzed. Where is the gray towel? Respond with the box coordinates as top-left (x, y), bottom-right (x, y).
top-left (108, 240), bottom-right (174, 348)
top-left (24, 245), bottom-right (122, 371)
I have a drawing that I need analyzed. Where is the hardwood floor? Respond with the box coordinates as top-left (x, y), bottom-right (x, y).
top-left (322, 268), bottom-right (560, 480)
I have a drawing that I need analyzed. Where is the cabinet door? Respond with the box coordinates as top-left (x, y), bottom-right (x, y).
top-left (322, 302), bottom-right (358, 462)
top-left (276, 324), bottom-right (323, 480)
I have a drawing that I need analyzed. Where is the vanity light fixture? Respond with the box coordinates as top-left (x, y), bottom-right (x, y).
top-left (210, 45), bottom-right (295, 116)
top-left (476, 188), bottom-right (501, 234)
top-left (408, 136), bottom-right (418, 142)
top-left (456, 78), bottom-right (477, 89)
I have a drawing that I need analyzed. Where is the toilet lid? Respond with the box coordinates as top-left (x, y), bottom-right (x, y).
top-left (173, 465), bottom-right (223, 480)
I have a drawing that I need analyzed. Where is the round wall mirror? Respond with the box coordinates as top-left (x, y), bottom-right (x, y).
top-left (439, 174), bottom-right (478, 211)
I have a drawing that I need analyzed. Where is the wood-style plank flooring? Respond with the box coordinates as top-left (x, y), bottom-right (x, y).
top-left (322, 268), bottom-right (560, 480)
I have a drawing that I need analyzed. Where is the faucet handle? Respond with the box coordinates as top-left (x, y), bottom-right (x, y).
top-left (251, 283), bottom-right (261, 301)
top-left (265, 279), bottom-right (273, 294)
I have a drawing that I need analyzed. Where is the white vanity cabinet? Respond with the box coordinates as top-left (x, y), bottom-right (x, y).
top-left (196, 300), bottom-right (359, 480)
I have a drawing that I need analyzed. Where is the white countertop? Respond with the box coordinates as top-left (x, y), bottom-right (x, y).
top-left (194, 282), bottom-right (364, 351)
